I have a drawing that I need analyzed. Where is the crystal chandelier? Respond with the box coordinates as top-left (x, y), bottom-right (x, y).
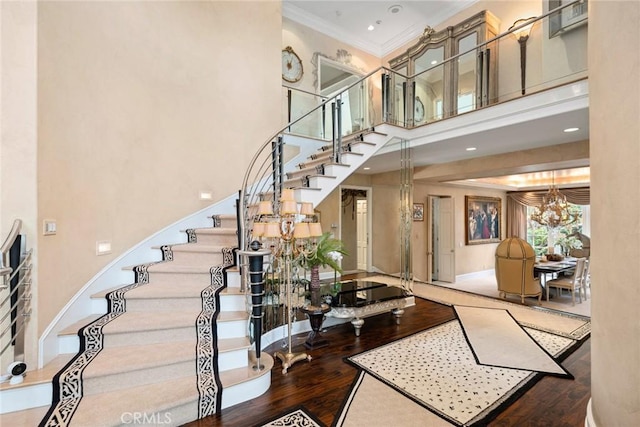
top-left (530, 173), bottom-right (577, 228)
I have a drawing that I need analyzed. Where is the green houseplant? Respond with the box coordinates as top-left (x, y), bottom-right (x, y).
top-left (295, 232), bottom-right (346, 306)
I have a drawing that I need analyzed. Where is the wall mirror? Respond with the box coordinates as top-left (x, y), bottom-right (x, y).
top-left (315, 55), bottom-right (362, 97)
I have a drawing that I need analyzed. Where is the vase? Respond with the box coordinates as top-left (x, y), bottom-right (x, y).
top-left (310, 264), bottom-right (321, 307)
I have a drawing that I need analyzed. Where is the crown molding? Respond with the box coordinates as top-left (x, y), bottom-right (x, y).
top-left (283, 2), bottom-right (383, 57)
top-left (283, 0), bottom-right (481, 58)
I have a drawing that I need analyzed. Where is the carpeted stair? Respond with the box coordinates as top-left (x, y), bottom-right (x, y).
top-left (39, 214), bottom-right (273, 426)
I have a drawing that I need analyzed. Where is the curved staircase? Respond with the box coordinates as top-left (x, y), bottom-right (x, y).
top-left (0, 127), bottom-right (389, 426)
top-left (38, 214), bottom-right (272, 426)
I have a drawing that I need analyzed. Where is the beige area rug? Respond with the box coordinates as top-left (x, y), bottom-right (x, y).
top-left (432, 274), bottom-right (591, 318)
top-left (258, 406), bottom-right (325, 427)
top-left (335, 277), bottom-right (591, 427)
top-left (365, 275), bottom-right (590, 341)
top-left (340, 317), bottom-right (584, 426)
top-left (454, 305), bottom-right (570, 376)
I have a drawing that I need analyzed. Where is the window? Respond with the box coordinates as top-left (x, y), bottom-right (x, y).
top-left (526, 204), bottom-right (588, 256)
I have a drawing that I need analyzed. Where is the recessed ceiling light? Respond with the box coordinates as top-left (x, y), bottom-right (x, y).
top-left (363, 167), bottom-right (371, 170)
top-left (388, 5), bottom-right (403, 14)
top-left (466, 147), bottom-right (477, 151)
top-left (367, 24), bottom-right (375, 31)
top-left (564, 127), bottom-right (579, 133)
top-left (431, 60), bottom-right (438, 65)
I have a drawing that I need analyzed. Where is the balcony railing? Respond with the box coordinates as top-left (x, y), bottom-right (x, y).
top-left (0, 219), bottom-right (33, 363)
top-left (237, 0), bottom-right (587, 337)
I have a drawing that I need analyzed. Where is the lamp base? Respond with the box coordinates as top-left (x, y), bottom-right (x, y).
top-left (273, 350), bottom-right (311, 374)
top-left (301, 303), bottom-right (331, 349)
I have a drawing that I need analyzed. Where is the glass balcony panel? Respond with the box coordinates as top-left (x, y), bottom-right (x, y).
top-left (414, 65), bottom-right (445, 124)
top-left (456, 33), bottom-right (478, 114)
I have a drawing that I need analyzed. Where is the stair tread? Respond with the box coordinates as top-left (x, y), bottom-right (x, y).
top-left (92, 281), bottom-right (210, 300)
top-left (153, 243), bottom-right (228, 252)
top-left (82, 341), bottom-right (197, 378)
top-left (59, 314), bottom-right (104, 336)
top-left (68, 376), bottom-right (198, 424)
top-left (81, 337), bottom-right (249, 379)
top-left (0, 405), bottom-right (49, 426)
top-left (190, 227), bottom-right (237, 234)
top-left (0, 354), bottom-right (74, 390)
top-left (144, 263), bottom-right (214, 274)
top-left (101, 310), bottom-right (201, 333)
top-left (219, 351), bottom-right (273, 388)
top-left (217, 311), bottom-right (249, 322)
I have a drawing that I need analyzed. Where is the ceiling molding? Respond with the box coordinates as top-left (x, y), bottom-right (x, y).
top-left (282, 2), bottom-right (383, 57)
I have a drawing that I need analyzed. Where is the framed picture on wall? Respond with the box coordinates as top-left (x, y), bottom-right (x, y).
top-left (549, 0), bottom-right (588, 38)
top-left (465, 196), bottom-right (501, 245)
top-left (412, 203), bottom-right (424, 221)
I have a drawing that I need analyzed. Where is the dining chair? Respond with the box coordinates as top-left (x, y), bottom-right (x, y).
top-left (581, 258), bottom-right (590, 300)
top-left (546, 257), bottom-right (586, 305)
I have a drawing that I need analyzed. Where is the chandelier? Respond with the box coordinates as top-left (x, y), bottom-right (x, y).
top-left (530, 174), bottom-right (577, 228)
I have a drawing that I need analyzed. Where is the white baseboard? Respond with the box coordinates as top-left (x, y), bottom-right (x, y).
top-left (456, 269), bottom-right (495, 282)
top-left (585, 398), bottom-right (597, 427)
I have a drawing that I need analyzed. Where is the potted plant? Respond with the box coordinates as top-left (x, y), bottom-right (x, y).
top-left (295, 232), bottom-right (346, 307)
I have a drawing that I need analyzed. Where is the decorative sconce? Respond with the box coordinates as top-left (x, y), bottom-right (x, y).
top-left (509, 17), bottom-right (536, 95)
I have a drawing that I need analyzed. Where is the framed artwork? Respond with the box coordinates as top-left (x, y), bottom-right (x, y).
top-left (412, 203), bottom-right (424, 221)
top-left (549, 0), bottom-right (588, 38)
top-left (465, 196), bottom-right (501, 245)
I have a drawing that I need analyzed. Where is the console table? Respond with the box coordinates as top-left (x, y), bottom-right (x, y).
top-left (325, 280), bottom-right (409, 336)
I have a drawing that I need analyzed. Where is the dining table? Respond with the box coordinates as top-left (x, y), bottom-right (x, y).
top-left (534, 257), bottom-right (577, 290)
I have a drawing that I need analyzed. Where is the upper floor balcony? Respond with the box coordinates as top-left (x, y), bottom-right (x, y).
top-left (280, 1), bottom-right (588, 176)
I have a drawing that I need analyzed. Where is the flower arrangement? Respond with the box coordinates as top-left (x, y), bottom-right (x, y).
top-left (556, 233), bottom-right (583, 256)
top-left (295, 232), bottom-right (346, 272)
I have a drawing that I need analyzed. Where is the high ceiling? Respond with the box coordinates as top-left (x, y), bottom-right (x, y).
top-left (283, 1), bottom-right (590, 190)
top-left (284, 0), bottom-right (479, 57)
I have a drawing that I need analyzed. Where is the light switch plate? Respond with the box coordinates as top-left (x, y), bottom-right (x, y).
top-left (43, 220), bottom-right (57, 236)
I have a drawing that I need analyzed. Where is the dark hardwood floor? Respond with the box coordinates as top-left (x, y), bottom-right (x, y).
top-left (185, 297), bottom-right (591, 427)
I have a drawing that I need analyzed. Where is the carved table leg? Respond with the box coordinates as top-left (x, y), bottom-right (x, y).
top-left (392, 308), bottom-right (405, 325)
top-left (351, 318), bottom-right (365, 336)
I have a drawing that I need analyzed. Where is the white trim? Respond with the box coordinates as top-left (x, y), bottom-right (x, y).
top-left (585, 398), bottom-right (597, 427)
top-left (0, 382), bottom-right (51, 414)
top-left (38, 194), bottom-right (237, 368)
top-left (456, 269), bottom-right (495, 283)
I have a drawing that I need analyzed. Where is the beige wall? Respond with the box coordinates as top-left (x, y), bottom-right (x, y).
top-left (30, 1), bottom-right (281, 344)
top-left (589, 1), bottom-right (640, 426)
top-left (0, 0), bottom-right (39, 371)
top-left (282, 17), bottom-right (383, 134)
top-left (413, 183), bottom-right (505, 282)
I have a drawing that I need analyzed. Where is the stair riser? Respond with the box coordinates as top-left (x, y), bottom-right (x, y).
top-left (218, 347), bottom-right (250, 372)
top-left (219, 294), bottom-right (246, 312)
top-left (215, 218), bottom-right (238, 228)
top-left (103, 327), bottom-right (196, 348)
top-left (124, 298), bottom-right (203, 312)
top-left (168, 252), bottom-right (225, 267)
top-left (192, 234), bottom-right (237, 246)
top-left (220, 371), bottom-right (271, 410)
top-left (216, 320), bottom-right (247, 340)
top-left (82, 360), bottom-right (196, 396)
top-left (146, 272), bottom-right (212, 287)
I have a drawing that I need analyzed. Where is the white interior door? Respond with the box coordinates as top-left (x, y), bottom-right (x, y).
top-left (356, 199), bottom-right (368, 270)
top-left (438, 197), bottom-right (455, 282)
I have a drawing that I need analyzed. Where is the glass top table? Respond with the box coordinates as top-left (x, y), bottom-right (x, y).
top-left (331, 280), bottom-right (409, 307)
top-left (325, 280), bottom-right (410, 336)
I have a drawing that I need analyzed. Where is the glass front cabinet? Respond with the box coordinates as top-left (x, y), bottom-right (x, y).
top-left (388, 10), bottom-right (500, 126)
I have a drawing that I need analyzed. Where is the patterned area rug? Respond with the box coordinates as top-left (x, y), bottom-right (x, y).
top-left (339, 304), bottom-right (589, 427)
top-left (258, 406), bottom-right (325, 427)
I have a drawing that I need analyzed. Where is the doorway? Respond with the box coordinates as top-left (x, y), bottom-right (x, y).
top-left (427, 195), bottom-right (455, 282)
top-left (340, 186), bottom-right (371, 273)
